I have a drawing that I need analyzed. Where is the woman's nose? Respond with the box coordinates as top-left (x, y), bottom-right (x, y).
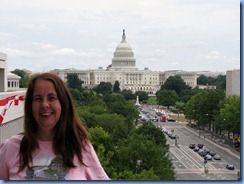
top-left (40, 99), bottom-right (50, 108)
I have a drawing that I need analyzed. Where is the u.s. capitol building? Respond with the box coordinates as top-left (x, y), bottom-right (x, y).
top-left (51, 30), bottom-right (201, 95)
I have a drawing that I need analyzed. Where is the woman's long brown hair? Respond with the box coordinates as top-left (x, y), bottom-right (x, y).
top-left (19, 72), bottom-right (89, 171)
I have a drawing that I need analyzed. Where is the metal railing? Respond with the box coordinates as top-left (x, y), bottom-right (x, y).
top-left (0, 116), bottom-right (24, 143)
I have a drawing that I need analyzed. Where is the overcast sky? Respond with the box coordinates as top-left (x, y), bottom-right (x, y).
top-left (0, 0), bottom-right (240, 73)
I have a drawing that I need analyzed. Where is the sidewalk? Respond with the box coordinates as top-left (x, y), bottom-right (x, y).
top-left (185, 125), bottom-right (240, 159)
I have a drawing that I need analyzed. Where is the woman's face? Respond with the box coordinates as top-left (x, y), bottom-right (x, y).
top-left (32, 79), bottom-right (62, 135)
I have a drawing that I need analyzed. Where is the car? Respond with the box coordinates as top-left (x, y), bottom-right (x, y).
top-left (198, 149), bottom-right (207, 157)
top-left (186, 122), bottom-right (196, 128)
top-left (193, 147), bottom-right (199, 152)
top-left (204, 154), bottom-right (212, 160)
top-left (226, 164), bottom-right (235, 170)
top-left (162, 127), bottom-right (167, 132)
top-left (169, 133), bottom-right (176, 139)
top-left (156, 112), bottom-right (163, 116)
top-left (189, 144), bottom-right (195, 149)
top-left (202, 147), bottom-right (210, 153)
top-left (198, 149), bottom-right (204, 155)
top-left (167, 118), bottom-right (176, 122)
top-left (209, 151), bottom-right (216, 156)
top-left (213, 154), bottom-right (221, 160)
top-left (197, 144), bottom-right (204, 149)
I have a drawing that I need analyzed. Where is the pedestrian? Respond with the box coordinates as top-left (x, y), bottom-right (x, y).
top-left (0, 72), bottom-right (110, 180)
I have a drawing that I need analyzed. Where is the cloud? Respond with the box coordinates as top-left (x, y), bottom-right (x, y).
top-left (0, 47), bottom-right (32, 57)
top-left (50, 48), bottom-right (103, 58)
top-left (31, 42), bottom-right (57, 50)
top-left (0, 32), bottom-right (16, 40)
top-left (19, 24), bottom-right (49, 32)
top-left (205, 50), bottom-right (225, 59)
top-left (51, 48), bottom-right (77, 56)
top-left (0, 0), bottom-right (239, 72)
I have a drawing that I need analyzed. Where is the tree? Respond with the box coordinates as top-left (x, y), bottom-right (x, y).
top-left (134, 91), bottom-right (148, 103)
top-left (93, 82), bottom-right (112, 95)
top-left (218, 95), bottom-right (240, 137)
top-left (11, 69), bottom-right (29, 88)
top-left (80, 90), bottom-right (104, 106)
top-left (113, 123), bottom-right (175, 180)
top-left (113, 80), bottom-right (120, 93)
top-left (197, 75), bottom-right (226, 90)
top-left (95, 113), bottom-right (129, 144)
top-left (89, 126), bottom-right (114, 176)
top-left (103, 93), bottom-right (138, 121)
top-left (197, 75), bottom-right (209, 85)
top-left (161, 75), bottom-right (191, 96)
top-left (121, 89), bottom-right (135, 101)
top-left (69, 88), bottom-right (83, 105)
top-left (156, 90), bottom-right (179, 108)
top-left (213, 75), bottom-right (226, 90)
top-left (185, 89), bottom-right (226, 129)
top-left (66, 73), bottom-right (83, 91)
top-left (179, 87), bottom-right (201, 103)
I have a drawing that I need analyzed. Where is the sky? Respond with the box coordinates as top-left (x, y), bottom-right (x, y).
top-left (0, 0), bottom-right (240, 73)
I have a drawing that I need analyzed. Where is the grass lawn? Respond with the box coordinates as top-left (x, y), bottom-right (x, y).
top-left (169, 114), bottom-right (189, 122)
top-left (147, 96), bottom-right (157, 105)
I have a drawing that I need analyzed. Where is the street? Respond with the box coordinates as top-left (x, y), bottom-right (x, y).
top-left (158, 121), bottom-right (240, 180)
top-left (140, 105), bottom-right (240, 180)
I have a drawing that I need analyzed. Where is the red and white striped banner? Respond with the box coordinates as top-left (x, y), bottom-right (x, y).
top-left (0, 95), bottom-right (25, 125)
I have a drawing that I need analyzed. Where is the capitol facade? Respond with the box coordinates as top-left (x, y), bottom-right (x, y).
top-left (51, 30), bottom-right (198, 95)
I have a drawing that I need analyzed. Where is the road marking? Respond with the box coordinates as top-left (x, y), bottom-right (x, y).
top-left (175, 168), bottom-right (239, 174)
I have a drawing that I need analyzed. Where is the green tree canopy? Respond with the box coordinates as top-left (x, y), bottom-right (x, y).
top-left (93, 82), bottom-right (112, 95)
top-left (11, 69), bottom-right (30, 88)
top-left (66, 73), bottom-right (83, 91)
top-left (161, 75), bottom-right (191, 96)
top-left (113, 123), bottom-right (175, 180)
top-left (121, 89), bottom-right (135, 101)
top-left (197, 75), bottom-right (226, 90)
top-left (134, 91), bottom-right (149, 103)
top-left (156, 90), bottom-right (179, 108)
top-left (113, 80), bottom-right (121, 93)
top-left (218, 95), bottom-right (240, 135)
top-left (185, 89), bottom-right (226, 129)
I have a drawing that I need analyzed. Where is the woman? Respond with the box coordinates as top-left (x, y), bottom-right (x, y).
top-left (0, 72), bottom-right (110, 180)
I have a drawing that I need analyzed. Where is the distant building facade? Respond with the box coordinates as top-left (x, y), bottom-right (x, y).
top-left (7, 72), bottom-right (21, 91)
top-left (226, 69), bottom-right (240, 96)
top-left (0, 52), bottom-right (7, 92)
top-left (51, 30), bottom-right (198, 95)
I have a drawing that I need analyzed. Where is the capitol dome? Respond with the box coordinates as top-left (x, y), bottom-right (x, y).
top-left (110, 30), bottom-right (137, 70)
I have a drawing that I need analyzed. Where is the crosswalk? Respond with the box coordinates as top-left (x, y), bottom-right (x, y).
top-left (170, 146), bottom-right (227, 170)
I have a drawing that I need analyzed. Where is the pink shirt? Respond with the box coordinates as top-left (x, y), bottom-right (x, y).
top-left (0, 134), bottom-right (110, 180)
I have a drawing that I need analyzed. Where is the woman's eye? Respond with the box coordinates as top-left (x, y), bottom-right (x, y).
top-left (33, 97), bottom-right (42, 102)
top-left (48, 96), bottom-right (57, 101)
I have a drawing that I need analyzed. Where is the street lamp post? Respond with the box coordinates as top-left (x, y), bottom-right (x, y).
top-left (204, 156), bottom-right (208, 174)
top-left (178, 112), bottom-right (180, 123)
top-left (175, 135), bottom-right (179, 147)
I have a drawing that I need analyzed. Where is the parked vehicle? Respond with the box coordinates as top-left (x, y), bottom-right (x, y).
top-left (169, 133), bottom-right (176, 139)
top-left (204, 154), bottom-right (212, 160)
top-left (209, 151), bottom-right (216, 156)
top-left (202, 146), bottom-right (210, 153)
top-left (226, 164), bottom-right (235, 170)
top-left (193, 147), bottom-right (199, 152)
top-left (186, 122), bottom-right (196, 128)
top-left (167, 118), bottom-right (176, 122)
top-left (198, 149), bottom-right (207, 157)
top-left (189, 144), bottom-right (195, 149)
top-left (197, 144), bottom-right (204, 149)
top-left (213, 154), bottom-right (221, 160)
